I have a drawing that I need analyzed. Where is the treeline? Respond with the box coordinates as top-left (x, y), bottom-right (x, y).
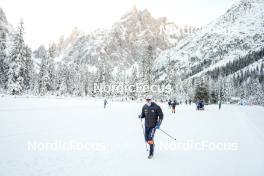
top-left (207, 48), bottom-right (264, 80)
top-left (0, 21), bottom-right (263, 105)
top-left (0, 22), bottom-right (156, 99)
top-left (184, 49), bottom-right (264, 105)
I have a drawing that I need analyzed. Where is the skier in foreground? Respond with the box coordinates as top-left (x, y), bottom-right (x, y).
top-left (139, 95), bottom-right (164, 159)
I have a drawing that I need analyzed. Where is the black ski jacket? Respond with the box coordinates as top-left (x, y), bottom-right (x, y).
top-left (140, 102), bottom-right (163, 128)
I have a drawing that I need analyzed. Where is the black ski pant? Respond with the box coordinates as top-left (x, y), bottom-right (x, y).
top-left (145, 127), bottom-right (156, 155)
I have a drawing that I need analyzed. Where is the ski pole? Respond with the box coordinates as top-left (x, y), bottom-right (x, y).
top-left (140, 118), bottom-right (149, 151)
top-left (159, 128), bottom-right (176, 141)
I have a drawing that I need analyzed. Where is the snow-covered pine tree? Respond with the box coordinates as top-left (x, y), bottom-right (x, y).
top-left (79, 65), bottom-right (91, 96)
top-left (38, 44), bottom-right (56, 95)
top-left (166, 57), bottom-right (182, 99)
top-left (194, 81), bottom-right (210, 103)
top-left (247, 78), bottom-right (264, 105)
top-left (128, 65), bottom-right (139, 100)
top-left (55, 63), bottom-right (68, 96)
top-left (67, 63), bottom-right (82, 96)
top-left (222, 77), bottom-right (235, 103)
top-left (182, 80), bottom-right (194, 101)
top-left (23, 45), bottom-right (33, 91)
top-left (139, 45), bottom-right (155, 94)
top-left (145, 45), bottom-right (154, 88)
top-left (38, 46), bottom-right (49, 95)
top-left (0, 31), bottom-right (8, 90)
top-left (47, 44), bottom-right (56, 92)
top-left (7, 20), bottom-right (31, 95)
top-left (94, 58), bottom-right (112, 97)
top-left (206, 76), bottom-right (217, 104)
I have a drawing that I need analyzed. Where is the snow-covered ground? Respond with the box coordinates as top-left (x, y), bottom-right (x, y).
top-left (0, 97), bottom-right (264, 176)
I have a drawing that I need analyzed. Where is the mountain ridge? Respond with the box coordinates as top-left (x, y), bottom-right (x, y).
top-left (154, 0), bottom-right (264, 81)
top-left (51, 6), bottom-right (198, 73)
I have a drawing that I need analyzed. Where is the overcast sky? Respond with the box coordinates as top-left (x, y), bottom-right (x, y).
top-left (1, 0), bottom-right (237, 49)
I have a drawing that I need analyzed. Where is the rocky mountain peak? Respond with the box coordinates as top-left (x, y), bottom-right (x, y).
top-left (119, 6), bottom-right (158, 27)
top-left (52, 6), bottom-right (198, 71)
top-left (0, 7), bottom-right (8, 25)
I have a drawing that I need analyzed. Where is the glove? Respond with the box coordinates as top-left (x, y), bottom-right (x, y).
top-left (155, 121), bottom-right (162, 129)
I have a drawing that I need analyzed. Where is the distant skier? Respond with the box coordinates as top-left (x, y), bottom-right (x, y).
top-left (168, 99), bottom-right (172, 108)
top-left (171, 100), bottom-right (177, 113)
top-left (196, 100), bottom-right (204, 110)
top-left (218, 100), bottom-right (222, 110)
top-left (139, 95), bottom-right (163, 159)
top-left (104, 99), bottom-right (108, 109)
top-left (189, 99), bottom-right (192, 105)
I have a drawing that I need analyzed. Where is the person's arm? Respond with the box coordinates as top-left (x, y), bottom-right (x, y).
top-left (155, 105), bottom-right (163, 129)
top-left (139, 106), bottom-right (146, 119)
top-left (157, 105), bottom-right (163, 122)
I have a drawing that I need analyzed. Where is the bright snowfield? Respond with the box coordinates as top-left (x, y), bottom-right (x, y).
top-left (0, 97), bottom-right (264, 176)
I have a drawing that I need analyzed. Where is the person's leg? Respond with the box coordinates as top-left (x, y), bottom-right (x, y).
top-left (147, 127), bottom-right (156, 155)
top-left (145, 127), bottom-right (150, 142)
top-left (149, 143), bottom-right (154, 155)
top-left (145, 127), bottom-right (156, 155)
